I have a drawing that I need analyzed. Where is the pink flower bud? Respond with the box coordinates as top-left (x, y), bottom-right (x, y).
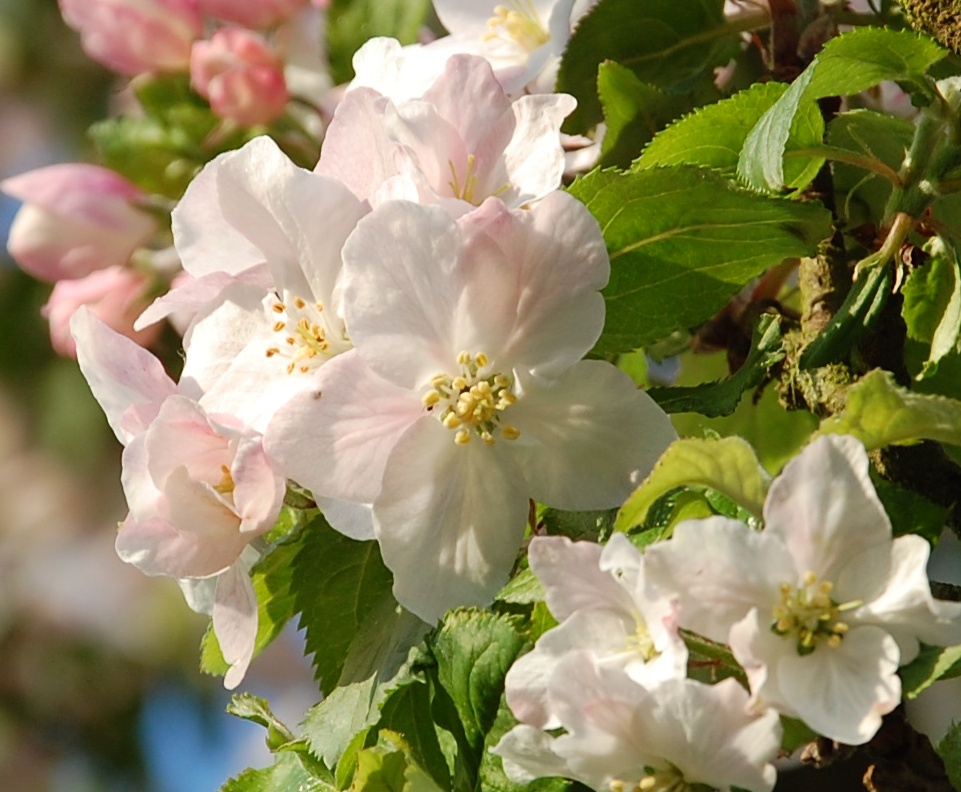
top-left (59, 0), bottom-right (203, 76)
top-left (197, 0), bottom-right (308, 29)
top-left (190, 29), bottom-right (289, 126)
top-left (43, 266), bottom-right (162, 357)
top-left (2, 164), bottom-right (158, 282)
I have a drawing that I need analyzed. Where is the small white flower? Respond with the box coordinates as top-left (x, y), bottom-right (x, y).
top-left (644, 433), bottom-right (961, 744)
top-left (494, 652), bottom-right (781, 792)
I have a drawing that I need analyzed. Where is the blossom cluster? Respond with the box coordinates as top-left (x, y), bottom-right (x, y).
top-left (494, 435), bottom-right (961, 790)
top-left (60, 29), bottom-right (675, 692)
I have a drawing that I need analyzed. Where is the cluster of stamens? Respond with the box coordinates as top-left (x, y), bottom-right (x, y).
top-left (264, 295), bottom-right (341, 375)
top-left (771, 571), bottom-right (854, 655)
top-left (483, 2), bottom-right (550, 51)
top-left (449, 155), bottom-right (479, 204)
top-left (213, 464), bottom-right (235, 496)
top-left (624, 618), bottom-right (658, 661)
top-left (422, 351), bottom-right (520, 446)
top-left (610, 765), bottom-right (692, 792)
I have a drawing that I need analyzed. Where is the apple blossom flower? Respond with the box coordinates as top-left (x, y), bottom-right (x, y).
top-left (190, 28), bottom-right (289, 127)
top-left (317, 52), bottom-right (575, 211)
top-left (494, 652), bottom-right (781, 792)
top-left (71, 308), bottom-right (285, 688)
top-left (136, 135), bottom-right (366, 432)
top-left (1, 164), bottom-right (157, 282)
top-left (644, 433), bottom-right (961, 745)
top-left (505, 534), bottom-right (687, 730)
top-left (197, 0), bottom-right (308, 29)
top-left (59, 0), bottom-right (203, 76)
top-left (43, 265), bottom-right (161, 357)
top-left (428, 0), bottom-right (599, 94)
top-left (265, 193), bottom-right (677, 621)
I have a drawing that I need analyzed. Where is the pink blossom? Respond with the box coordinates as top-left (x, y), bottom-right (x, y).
top-left (59, 0), bottom-right (203, 76)
top-left (2, 164), bottom-right (157, 282)
top-left (43, 266), bottom-right (161, 357)
top-left (191, 28), bottom-right (289, 126)
top-left (197, 0), bottom-right (309, 29)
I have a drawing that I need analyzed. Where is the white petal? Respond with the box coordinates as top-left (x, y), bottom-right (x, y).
top-left (644, 518), bottom-right (793, 643)
top-left (779, 625), bottom-right (901, 744)
top-left (764, 434), bottom-right (892, 580)
top-left (490, 725), bottom-right (571, 783)
top-left (528, 535), bottom-right (634, 619)
top-left (374, 416), bottom-right (529, 621)
top-left (845, 535), bottom-right (961, 661)
top-left (214, 563), bottom-right (259, 689)
top-left (264, 351), bottom-right (422, 504)
top-left (508, 362), bottom-right (677, 510)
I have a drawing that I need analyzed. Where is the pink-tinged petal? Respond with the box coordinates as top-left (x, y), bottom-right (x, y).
top-left (845, 536), bottom-right (961, 661)
top-left (764, 434), bottom-right (892, 580)
top-left (116, 501), bottom-right (243, 580)
top-left (144, 396), bottom-right (230, 486)
top-left (231, 435), bottom-right (286, 535)
top-left (213, 136), bottom-right (365, 304)
top-left (644, 518), bottom-right (794, 643)
top-left (71, 307), bottom-right (176, 444)
top-left (172, 154), bottom-right (266, 278)
top-left (317, 497), bottom-right (375, 541)
top-left (528, 535), bottom-right (634, 619)
top-left (374, 416), bottom-right (530, 621)
top-left (779, 625), bottom-right (901, 744)
top-left (264, 351), bottom-right (422, 504)
top-left (214, 563), bottom-right (258, 689)
top-left (507, 362), bottom-right (677, 510)
top-left (340, 202), bottom-right (486, 387)
top-left (315, 88), bottom-right (394, 202)
top-left (135, 265), bottom-right (273, 330)
top-left (348, 37), bottom-right (449, 103)
top-left (462, 193), bottom-right (608, 374)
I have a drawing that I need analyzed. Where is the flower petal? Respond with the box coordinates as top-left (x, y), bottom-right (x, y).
top-left (214, 562), bottom-right (259, 689)
top-left (764, 434), bottom-right (892, 580)
top-left (508, 362), bottom-right (676, 510)
top-left (374, 416), bottom-right (529, 621)
top-left (264, 350), bottom-right (422, 504)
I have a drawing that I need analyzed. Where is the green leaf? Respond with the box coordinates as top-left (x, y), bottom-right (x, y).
top-left (938, 720), bottom-right (961, 791)
top-left (293, 514), bottom-right (424, 692)
top-left (540, 507), bottom-right (616, 542)
top-left (615, 435), bottom-right (770, 533)
top-left (871, 473), bottom-right (950, 542)
top-left (556, 0), bottom-right (735, 132)
top-left (739, 27), bottom-right (946, 191)
top-left (648, 313), bottom-right (785, 417)
top-left (220, 752), bottom-right (334, 792)
top-left (429, 610), bottom-right (527, 758)
top-left (597, 63), bottom-right (692, 169)
top-left (227, 693), bottom-right (297, 752)
top-left (494, 568), bottom-right (545, 606)
top-left (900, 643), bottom-right (961, 699)
top-left (818, 368), bottom-right (961, 449)
top-left (376, 682), bottom-right (451, 790)
top-left (302, 652), bottom-right (420, 770)
top-left (201, 512), bottom-right (308, 677)
top-left (568, 166), bottom-right (832, 354)
top-left (638, 81), bottom-right (824, 189)
top-left (326, 0), bottom-right (430, 84)
top-left (798, 261), bottom-right (894, 369)
top-left (827, 109), bottom-right (916, 224)
top-left (628, 488), bottom-right (716, 548)
top-left (902, 239), bottom-right (961, 378)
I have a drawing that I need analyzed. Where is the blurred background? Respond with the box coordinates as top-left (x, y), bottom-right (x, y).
top-left (0, 1), bottom-right (317, 790)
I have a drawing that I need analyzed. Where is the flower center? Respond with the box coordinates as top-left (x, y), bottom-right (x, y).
top-left (610, 765), bottom-right (700, 792)
top-left (625, 618), bottom-right (658, 661)
top-left (483, 2), bottom-right (550, 52)
top-left (771, 571), bottom-right (856, 655)
top-left (449, 154), bottom-right (479, 204)
top-left (264, 293), bottom-right (348, 375)
top-left (422, 351), bottom-right (520, 446)
top-left (213, 464), bottom-right (235, 495)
